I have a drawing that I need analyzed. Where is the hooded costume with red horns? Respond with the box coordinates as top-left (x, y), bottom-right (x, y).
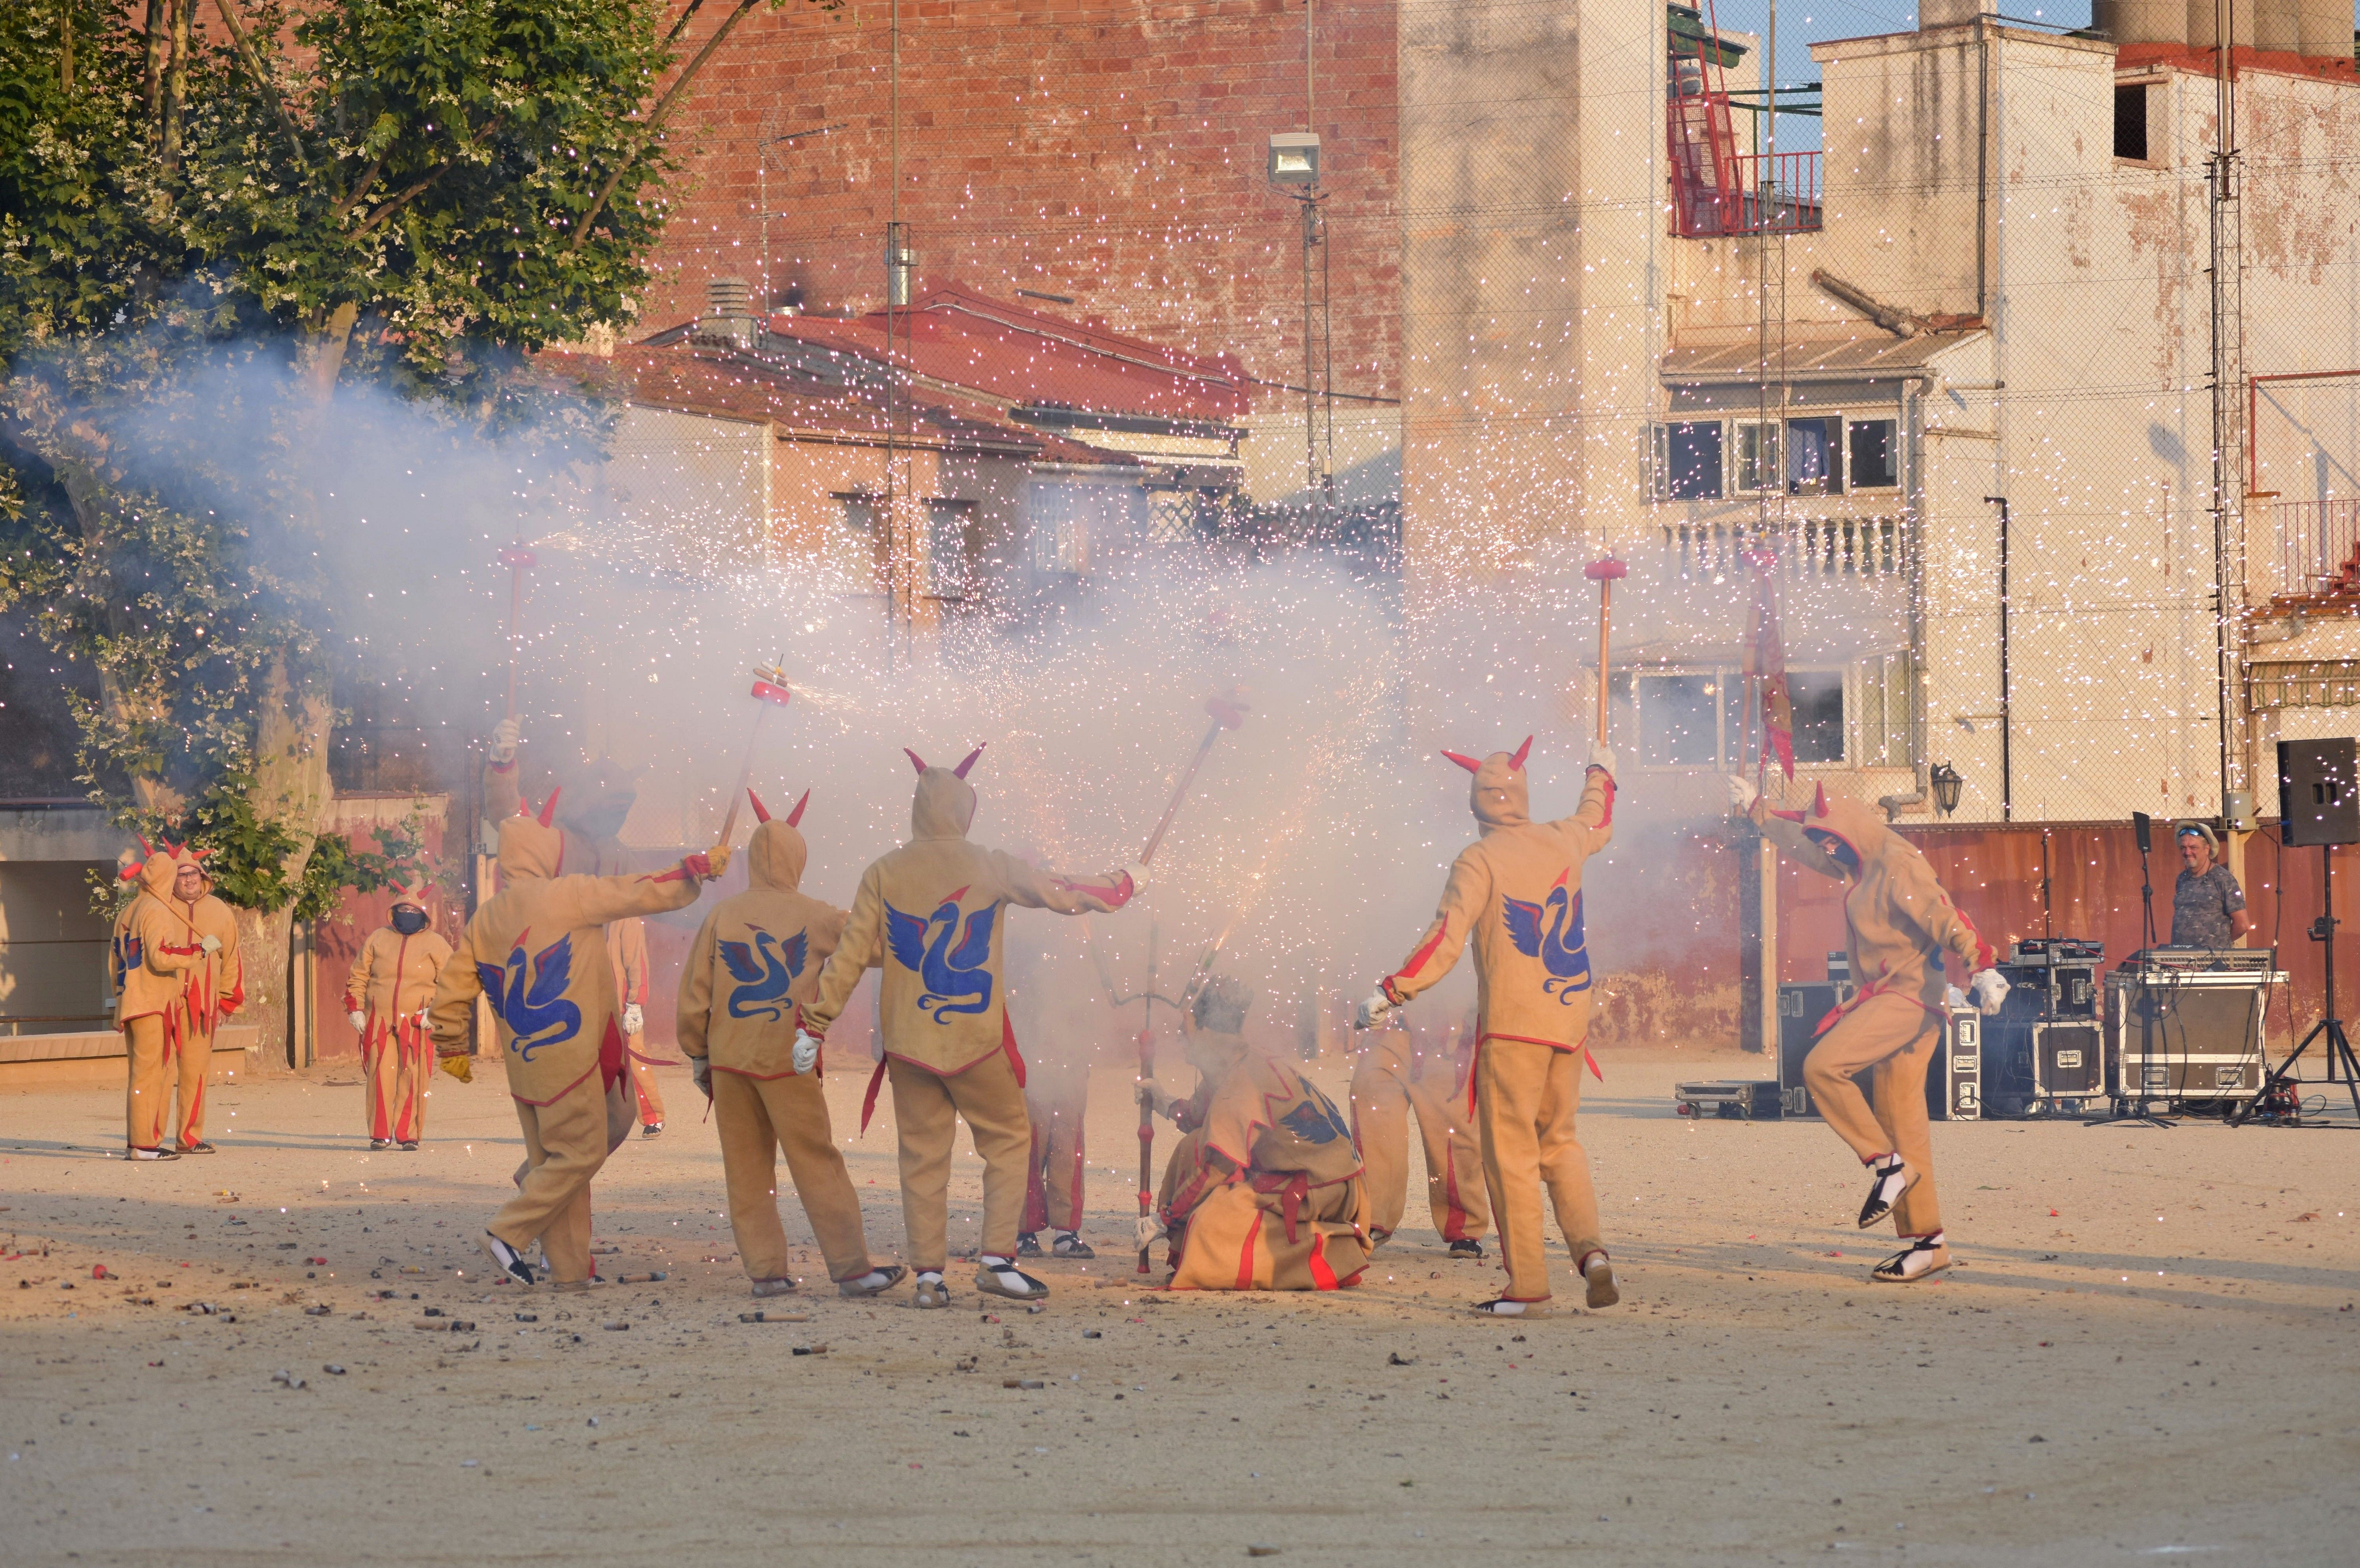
top-left (799, 746), bottom-right (1141, 1300)
top-left (111, 841), bottom-right (213, 1152)
top-left (427, 791), bottom-right (723, 1285)
top-left (346, 875), bottom-right (451, 1146)
top-left (677, 789), bottom-right (891, 1290)
top-left (1374, 739), bottom-right (1619, 1313)
top-left (1751, 782), bottom-right (1995, 1280)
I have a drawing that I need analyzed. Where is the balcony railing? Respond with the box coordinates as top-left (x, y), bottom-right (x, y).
top-left (2269, 498), bottom-right (2360, 604)
top-left (1667, 96), bottom-right (1823, 239)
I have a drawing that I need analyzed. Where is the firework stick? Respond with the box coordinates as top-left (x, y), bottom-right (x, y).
top-left (1584, 557), bottom-right (1627, 743)
top-left (1137, 694), bottom-right (1249, 864)
top-left (497, 545), bottom-right (538, 722)
top-left (715, 668), bottom-right (794, 850)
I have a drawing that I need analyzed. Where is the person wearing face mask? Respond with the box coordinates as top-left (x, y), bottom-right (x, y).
top-left (1732, 776), bottom-right (2009, 1283)
top-left (345, 878), bottom-right (454, 1150)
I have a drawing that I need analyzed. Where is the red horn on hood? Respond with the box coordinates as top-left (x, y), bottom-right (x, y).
top-left (1509, 735), bottom-right (1533, 770)
top-left (747, 788), bottom-right (771, 825)
top-left (952, 744), bottom-right (986, 779)
top-left (536, 787), bottom-right (562, 828)
top-left (1440, 750), bottom-right (1484, 774)
top-left (1812, 781), bottom-right (1830, 818)
top-left (135, 833), bottom-right (154, 857)
top-left (786, 788), bottom-right (810, 828)
top-left (904, 748), bottom-right (928, 775)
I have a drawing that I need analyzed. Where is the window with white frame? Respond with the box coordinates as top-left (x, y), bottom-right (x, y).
top-left (1656, 412), bottom-right (1901, 502)
top-left (1627, 656), bottom-right (1913, 771)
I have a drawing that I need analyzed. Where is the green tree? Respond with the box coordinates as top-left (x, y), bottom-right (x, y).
top-left (0, 0), bottom-right (808, 1053)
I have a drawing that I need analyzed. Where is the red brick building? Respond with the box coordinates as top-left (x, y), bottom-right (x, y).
top-left (640, 0), bottom-right (1400, 494)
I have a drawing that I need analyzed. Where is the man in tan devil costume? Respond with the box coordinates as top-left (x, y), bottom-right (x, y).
top-left (174, 857), bottom-right (243, 1153)
top-left (677, 787), bottom-right (904, 1300)
top-left (1150, 975), bottom-right (1374, 1290)
top-left (1733, 777), bottom-right (2009, 1282)
top-left (428, 789), bottom-right (728, 1288)
top-left (797, 746), bottom-right (1146, 1307)
top-left (110, 843), bottom-right (217, 1159)
top-left (1350, 1007), bottom-right (1490, 1257)
top-left (607, 916), bottom-right (666, 1136)
top-left (345, 878), bottom-right (452, 1150)
top-left (1359, 737), bottom-right (1619, 1316)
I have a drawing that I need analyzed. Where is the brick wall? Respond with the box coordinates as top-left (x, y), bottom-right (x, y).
top-left (642, 0), bottom-right (1399, 407)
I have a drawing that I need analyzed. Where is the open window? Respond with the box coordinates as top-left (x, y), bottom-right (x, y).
top-left (1847, 418), bottom-right (1899, 490)
top-left (1787, 416), bottom-right (1844, 496)
top-left (1653, 421), bottom-right (1725, 500)
top-left (2114, 82), bottom-right (2151, 162)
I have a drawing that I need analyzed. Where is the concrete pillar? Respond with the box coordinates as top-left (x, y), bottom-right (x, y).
top-left (2188, 0), bottom-right (2256, 49)
top-left (2255, 0), bottom-right (2301, 50)
top-left (2095, 0), bottom-right (2192, 45)
top-left (2298, 0), bottom-right (2353, 57)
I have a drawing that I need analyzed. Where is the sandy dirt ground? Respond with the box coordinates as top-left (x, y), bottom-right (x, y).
top-left (2, 1046), bottom-right (2356, 1567)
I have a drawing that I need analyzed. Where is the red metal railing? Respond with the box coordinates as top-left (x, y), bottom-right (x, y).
top-left (1666, 102), bottom-right (1823, 237)
top-left (2270, 498), bottom-right (2360, 602)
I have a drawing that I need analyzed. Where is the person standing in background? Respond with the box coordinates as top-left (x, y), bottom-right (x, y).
top-left (345, 878), bottom-right (452, 1149)
top-left (1350, 1005), bottom-right (1490, 1257)
top-left (608, 915), bottom-right (666, 1135)
top-left (2171, 822), bottom-right (2251, 949)
top-left (111, 844), bottom-right (212, 1160)
top-left (170, 855), bottom-right (243, 1154)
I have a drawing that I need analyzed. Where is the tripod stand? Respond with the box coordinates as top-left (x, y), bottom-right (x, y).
top-left (2087, 811), bottom-right (2175, 1128)
top-left (2238, 842), bottom-right (2360, 1124)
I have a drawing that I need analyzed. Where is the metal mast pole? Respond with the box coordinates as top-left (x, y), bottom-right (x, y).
top-left (2208, 2), bottom-right (2249, 821)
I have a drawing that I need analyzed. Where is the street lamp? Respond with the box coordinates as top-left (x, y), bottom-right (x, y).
top-left (1930, 761), bottom-right (1964, 817)
top-left (1267, 133), bottom-right (1329, 525)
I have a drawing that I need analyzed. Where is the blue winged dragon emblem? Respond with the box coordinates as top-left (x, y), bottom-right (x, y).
top-left (1501, 870), bottom-right (1591, 1003)
top-left (475, 928), bottom-right (584, 1061)
top-left (883, 885), bottom-right (998, 1022)
top-left (719, 925), bottom-right (808, 1021)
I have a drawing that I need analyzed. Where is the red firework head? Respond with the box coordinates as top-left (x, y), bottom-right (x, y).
top-left (747, 788), bottom-right (771, 825)
top-left (952, 744), bottom-right (985, 779)
top-left (1204, 694), bottom-right (1249, 730)
top-left (1583, 556), bottom-right (1629, 582)
top-left (786, 788), bottom-right (810, 828)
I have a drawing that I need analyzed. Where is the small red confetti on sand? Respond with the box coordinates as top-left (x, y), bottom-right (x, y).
top-left (2049, 1210), bottom-right (2059, 1217)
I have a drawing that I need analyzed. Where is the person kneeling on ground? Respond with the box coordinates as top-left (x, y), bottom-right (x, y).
top-left (1147, 975), bottom-right (1373, 1291)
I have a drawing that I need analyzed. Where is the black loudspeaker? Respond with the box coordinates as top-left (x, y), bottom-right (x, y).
top-left (2280, 738), bottom-right (2360, 847)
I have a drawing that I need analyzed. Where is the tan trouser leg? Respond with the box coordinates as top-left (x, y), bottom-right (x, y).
top-left (1404, 1055), bottom-right (1491, 1241)
top-left (1039, 1078), bottom-right (1086, 1234)
top-left (1803, 994), bottom-right (1945, 1235)
top-left (1349, 1043), bottom-right (1412, 1236)
top-left (125, 1015), bottom-right (171, 1149)
top-left (715, 1070), bottom-right (876, 1283)
top-left (363, 1024), bottom-right (394, 1141)
top-left (493, 1076), bottom-right (609, 1283)
top-left (1477, 1037), bottom-right (1602, 1301)
top-left (947, 1050), bottom-right (1032, 1259)
top-left (175, 1023), bottom-right (213, 1147)
top-left (626, 1037), bottom-right (665, 1123)
top-left (889, 1060), bottom-right (959, 1271)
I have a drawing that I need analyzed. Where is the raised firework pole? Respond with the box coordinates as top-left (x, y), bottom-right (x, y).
top-left (1583, 556), bottom-right (1628, 743)
top-left (1122, 691), bottom-right (1250, 1275)
top-left (715, 663), bottom-right (795, 851)
top-left (497, 544), bottom-right (538, 723)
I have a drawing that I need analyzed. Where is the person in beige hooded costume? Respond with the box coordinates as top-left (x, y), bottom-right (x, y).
top-left (344, 877), bottom-right (452, 1149)
top-left (428, 790), bottom-right (728, 1288)
top-left (1150, 976), bottom-right (1373, 1290)
top-left (1734, 777), bottom-right (2009, 1282)
top-left (677, 788), bottom-right (904, 1300)
top-left (1350, 1006), bottom-right (1490, 1255)
top-left (797, 746), bottom-right (1146, 1307)
top-left (605, 916), bottom-right (667, 1135)
top-left (1360, 737), bottom-right (1619, 1316)
top-left (110, 843), bottom-right (218, 1158)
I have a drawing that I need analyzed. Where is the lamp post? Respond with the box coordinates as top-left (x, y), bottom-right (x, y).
top-left (1268, 131), bottom-right (1329, 527)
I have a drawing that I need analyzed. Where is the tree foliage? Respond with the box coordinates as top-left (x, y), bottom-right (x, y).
top-left (0, 1), bottom-right (797, 823)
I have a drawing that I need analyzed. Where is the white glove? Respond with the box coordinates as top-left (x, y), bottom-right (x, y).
top-left (199, 934), bottom-right (222, 956)
top-left (620, 1004), bottom-right (643, 1037)
top-left (1354, 988), bottom-right (1398, 1032)
top-left (690, 1057), bottom-right (713, 1096)
top-left (1120, 861), bottom-right (1151, 895)
top-left (347, 1009), bottom-right (369, 1033)
top-left (1944, 985), bottom-right (1968, 1010)
top-left (792, 1029), bottom-right (820, 1075)
top-left (1133, 1215), bottom-right (1165, 1250)
top-left (491, 717), bottom-right (521, 763)
top-left (1726, 774), bottom-right (1759, 813)
top-left (1587, 741), bottom-right (1617, 777)
top-left (1968, 968), bottom-right (2011, 1016)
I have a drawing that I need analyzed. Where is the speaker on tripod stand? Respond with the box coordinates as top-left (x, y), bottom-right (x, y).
top-left (2239, 739), bottom-right (2360, 1123)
